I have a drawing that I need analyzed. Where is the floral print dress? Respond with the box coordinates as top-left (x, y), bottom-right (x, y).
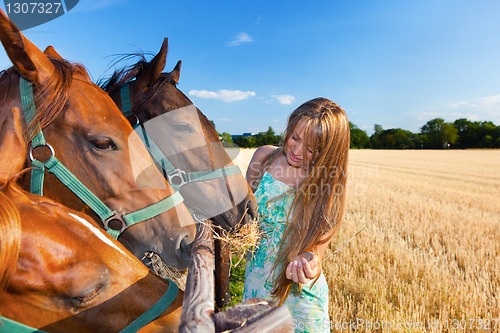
top-left (243, 172), bottom-right (330, 332)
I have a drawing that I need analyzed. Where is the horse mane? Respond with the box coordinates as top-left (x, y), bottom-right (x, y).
top-left (0, 180), bottom-right (23, 292)
top-left (10, 58), bottom-right (92, 143)
top-left (98, 54), bottom-right (149, 92)
top-left (98, 54), bottom-right (178, 115)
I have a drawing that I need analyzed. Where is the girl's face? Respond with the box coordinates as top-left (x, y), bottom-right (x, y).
top-left (284, 119), bottom-right (315, 168)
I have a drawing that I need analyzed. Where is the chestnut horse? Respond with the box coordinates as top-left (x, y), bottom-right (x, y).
top-left (0, 181), bottom-right (183, 333)
top-left (0, 10), bottom-right (196, 270)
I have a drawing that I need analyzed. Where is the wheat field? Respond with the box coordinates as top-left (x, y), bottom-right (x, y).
top-left (232, 149), bottom-right (499, 332)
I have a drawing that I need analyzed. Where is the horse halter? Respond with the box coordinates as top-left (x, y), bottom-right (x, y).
top-left (19, 78), bottom-right (184, 239)
top-left (120, 83), bottom-right (241, 192)
top-left (0, 279), bottom-right (178, 333)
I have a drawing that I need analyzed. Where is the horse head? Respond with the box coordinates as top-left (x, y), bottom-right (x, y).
top-left (0, 182), bottom-right (183, 332)
top-left (102, 38), bottom-right (257, 231)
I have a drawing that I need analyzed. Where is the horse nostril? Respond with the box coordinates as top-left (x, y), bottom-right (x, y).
top-left (179, 235), bottom-right (193, 261)
top-left (246, 198), bottom-right (258, 220)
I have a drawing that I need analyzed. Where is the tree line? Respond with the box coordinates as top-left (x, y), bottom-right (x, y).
top-left (351, 118), bottom-right (500, 149)
top-left (219, 118), bottom-right (500, 149)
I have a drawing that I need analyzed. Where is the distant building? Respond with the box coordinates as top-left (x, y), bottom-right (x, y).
top-left (231, 132), bottom-right (257, 142)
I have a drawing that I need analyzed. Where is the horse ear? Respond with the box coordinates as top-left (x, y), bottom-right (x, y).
top-left (0, 108), bottom-right (26, 183)
top-left (44, 45), bottom-right (63, 59)
top-left (136, 37), bottom-right (168, 88)
top-left (169, 60), bottom-right (182, 84)
top-left (0, 9), bottom-right (55, 85)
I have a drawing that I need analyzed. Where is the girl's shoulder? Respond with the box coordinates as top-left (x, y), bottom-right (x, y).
top-left (246, 145), bottom-right (279, 191)
top-left (251, 145), bottom-right (279, 164)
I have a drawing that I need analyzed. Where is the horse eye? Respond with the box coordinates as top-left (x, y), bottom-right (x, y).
top-left (90, 138), bottom-right (117, 151)
top-left (70, 284), bottom-right (104, 309)
top-left (174, 122), bottom-right (193, 133)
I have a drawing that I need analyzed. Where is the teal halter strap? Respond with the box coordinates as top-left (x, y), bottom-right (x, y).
top-left (120, 83), bottom-right (133, 117)
top-left (119, 279), bottom-right (178, 333)
top-left (20, 78), bottom-right (184, 239)
top-left (0, 279), bottom-right (178, 333)
top-left (0, 316), bottom-right (48, 333)
top-left (120, 83), bottom-right (242, 191)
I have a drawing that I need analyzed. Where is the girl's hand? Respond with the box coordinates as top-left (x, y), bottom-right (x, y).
top-left (285, 252), bottom-right (320, 284)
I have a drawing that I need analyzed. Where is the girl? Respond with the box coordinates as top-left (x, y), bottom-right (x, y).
top-left (243, 98), bottom-right (350, 332)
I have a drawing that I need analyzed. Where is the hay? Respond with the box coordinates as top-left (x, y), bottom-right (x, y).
top-left (142, 214), bottom-right (262, 290)
top-left (201, 216), bottom-right (262, 269)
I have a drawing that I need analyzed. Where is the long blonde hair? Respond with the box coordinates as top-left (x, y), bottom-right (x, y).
top-left (267, 97), bottom-right (350, 304)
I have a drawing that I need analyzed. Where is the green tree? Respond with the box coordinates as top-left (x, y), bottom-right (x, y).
top-left (454, 118), bottom-right (476, 148)
top-left (377, 128), bottom-right (416, 149)
top-left (350, 122), bottom-right (370, 148)
top-left (233, 135), bottom-right (257, 148)
top-left (221, 132), bottom-right (232, 144)
top-left (420, 118), bottom-right (458, 149)
top-left (478, 121), bottom-right (498, 148)
top-left (254, 127), bottom-right (281, 146)
top-left (373, 124), bottom-right (384, 136)
top-left (370, 124), bottom-right (384, 148)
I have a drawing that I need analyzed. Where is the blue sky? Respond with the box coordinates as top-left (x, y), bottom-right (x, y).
top-left (1, 0), bottom-right (499, 135)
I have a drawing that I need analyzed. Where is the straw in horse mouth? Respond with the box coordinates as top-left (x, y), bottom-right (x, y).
top-left (142, 251), bottom-right (188, 291)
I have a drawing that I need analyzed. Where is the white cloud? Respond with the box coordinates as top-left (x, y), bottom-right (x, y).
top-left (272, 95), bottom-right (295, 105)
top-left (227, 32), bottom-right (254, 46)
top-left (445, 93), bottom-right (500, 123)
top-left (447, 94), bottom-right (500, 111)
top-left (412, 93), bottom-right (500, 125)
top-left (414, 111), bottom-right (480, 122)
top-left (189, 89), bottom-right (256, 102)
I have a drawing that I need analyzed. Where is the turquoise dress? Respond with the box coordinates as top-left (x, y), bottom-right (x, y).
top-left (243, 172), bottom-right (330, 333)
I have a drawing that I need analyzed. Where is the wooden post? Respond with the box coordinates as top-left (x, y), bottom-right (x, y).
top-left (179, 222), bottom-right (215, 332)
top-left (214, 235), bottom-right (231, 310)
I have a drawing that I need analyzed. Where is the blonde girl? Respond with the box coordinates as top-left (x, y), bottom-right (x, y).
top-left (243, 97), bottom-right (350, 332)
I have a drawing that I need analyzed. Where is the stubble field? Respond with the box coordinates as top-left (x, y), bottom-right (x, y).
top-left (232, 149), bottom-right (499, 332)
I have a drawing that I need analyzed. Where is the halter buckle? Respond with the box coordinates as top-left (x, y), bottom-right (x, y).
top-left (103, 211), bottom-right (127, 234)
top-left (29, 143), bottom-right (55, 163)
top-left (167, 169), bottom-right (188, 188)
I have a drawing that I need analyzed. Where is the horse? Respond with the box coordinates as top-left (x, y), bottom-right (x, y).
top-left (99, 38), bottom-right (257, 231)
top-left (0, 9), bottom-right (196, 270)
top-left (0, 180), bottom-right (183, 333)
top-left (97, 38), bottom-right (258, 308)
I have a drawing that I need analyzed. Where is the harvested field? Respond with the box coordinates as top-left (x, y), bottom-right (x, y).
top-left (231, 149), bottom-right (500, 332)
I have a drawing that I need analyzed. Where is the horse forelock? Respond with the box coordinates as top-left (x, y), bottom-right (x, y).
top-left (22, 58), bottom-right (86, 143)
top-left (139, 74), bottom-right (181, 111)
top-left (98, 55), bottom-right (148, 93)
top-left (99, 55), bottom-right (183, 114)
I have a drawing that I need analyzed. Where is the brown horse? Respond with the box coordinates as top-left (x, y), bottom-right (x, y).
top-left (0, 10), bottom-right (196, 270)
top-left (0, 181), bottom-right (183, 333)
top-left (99, 39), bottom-right (258, 308)
top-left (99, 38), bottom-right (257, 231)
